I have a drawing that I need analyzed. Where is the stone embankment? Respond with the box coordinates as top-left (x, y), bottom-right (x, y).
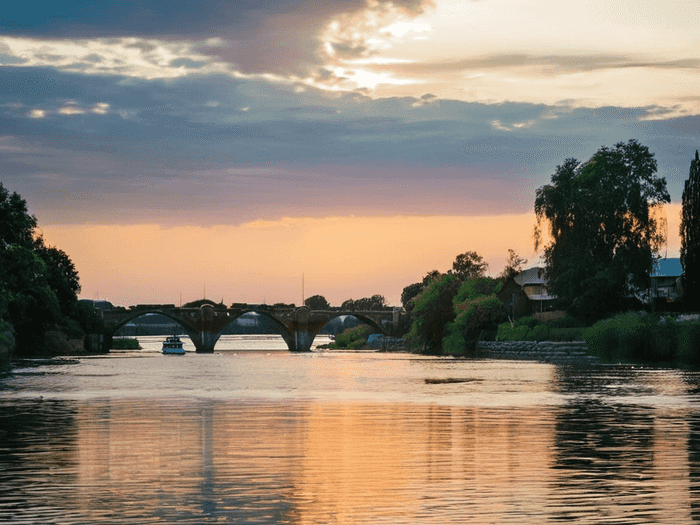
top-left (477, 341), bottom-right (598, 366)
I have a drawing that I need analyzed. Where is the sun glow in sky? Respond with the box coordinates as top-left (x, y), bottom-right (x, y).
top-left (1, 0), bottom-right (696, 306)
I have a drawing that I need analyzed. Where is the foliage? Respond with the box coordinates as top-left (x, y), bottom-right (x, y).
top-left (496, 322), bottom-right (584, 342)
top-left (305, 294), bottom-right (331, 309)
top-left (534, 140), bottom-right (670, 322)
top-left (583, 312), bottom-right (681, 363)
top-left (524, 324), bottom-right (549, 341)
top-left (0, 245), bottom-right (61, 352)
top-left (681, 151), bottom-right (700, 310)
top-left (445, 294), bottom-right (506, 354)
top-left (0, 183), bottom-right (91, 355)
top-left (407, 273), bottom-right (461, 353)
top-left (500, 249), bottom-right (528, 279)
top-left (453, 277), bottom-right (503, 306)
top-left (328, 324), bottom-right (374, 349)
top-left (341, 295), bottom-right (387, 310)
top-left (452, 251), bottom-right (488, 280)
top-left (547, 315), bottom-right (585, 329)
top-left (185, 299), bottom-right (227, 309)
top-left (678, 322), bottom-right (700, 365)
top-left (111, 338), bottom-right (142, 350)
top-left (495, 324), bottom-right (530, 341)
top-left (401, 282), bottom-right (424, 311)
top-left (514, 316), bottom-right (541, 329)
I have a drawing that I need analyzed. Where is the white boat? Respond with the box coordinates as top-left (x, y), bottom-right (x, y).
top-left (162, 335), bottom-right (186, 355)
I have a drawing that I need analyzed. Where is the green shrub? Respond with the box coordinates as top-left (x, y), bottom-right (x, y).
top-left (111, 338), bottom-right (141, 350)
top-left (442, 330), bottom-right (466, 356)
top-left (331, 324), bottom-right (373, 349)
top-left (525, 324), bottom-right (549, 341)
top-left (516, 316), bottom-right (541, 329)
top-left (496, 323), bottom-right (529, 341)
top-left (548, 327), bottom-right (585, 341)
top-left (584, 312), bottom-right (678, 363)
top-left (447, 294), bottom-right (507, 353)
top-left (547, 316), bottom-right (585, 329)
top-left (678, 322), bottom-right (700, 365)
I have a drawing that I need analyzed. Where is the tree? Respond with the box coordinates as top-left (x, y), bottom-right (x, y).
top-left (681, 151), bottom-right (700, 310)
top-left (534, 139), bottom-right (670, 321)
top-left (305, 294), bottom-right (330, 309)
top-left (341, 295), bottom-right (387, 310)
top-left (443, 277), bottom-right (506, 355)
top-left (500, 249), bottom-right (528, 279)
top-left (0, 182), bottom-right (91, 354)
top-left (406, 273), bottom-right (461, 353)
top-left (452, 251), bottom-right (488, 280)
top-left (0, 183), bottom-right (37, 249)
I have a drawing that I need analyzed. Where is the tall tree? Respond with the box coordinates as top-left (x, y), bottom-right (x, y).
top-left (407, 273), bottom-right (461, 353)
top-left (534, 139), bottom-right (670, 321)
top-left (452, 251), bottom-right (488, 280)
top-left (0, 182), bottom-right (91, 354)
top-left (680, 150), bottom-right (700, 309)
top-left (500, 249), bottom-right (528, 279)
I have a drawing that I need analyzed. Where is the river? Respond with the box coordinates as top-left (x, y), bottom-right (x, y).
top-left (2, 335), bottom-right (700, 523)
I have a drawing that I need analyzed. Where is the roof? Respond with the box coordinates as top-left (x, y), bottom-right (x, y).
top-left (514, 267), bottom-right (545, 286)
top-left (652, 258), bottom-right (683, 278)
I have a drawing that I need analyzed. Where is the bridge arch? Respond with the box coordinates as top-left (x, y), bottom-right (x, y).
top-left (302, 311), bottom-right (391, 351)
top-left (208, 309), bottom-right (295, 352)
top-left (107, 309), bottom-right (200, 342)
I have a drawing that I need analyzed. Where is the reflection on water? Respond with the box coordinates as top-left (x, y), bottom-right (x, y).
top-left (2, 343), bottom-right (700, 523)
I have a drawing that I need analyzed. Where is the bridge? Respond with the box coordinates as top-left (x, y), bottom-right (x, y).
top-left (99, 303), bottom-right (403, 353)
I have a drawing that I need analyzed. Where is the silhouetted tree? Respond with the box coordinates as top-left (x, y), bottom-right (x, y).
top-left (681, 150), bottom-right (700, 310)
top-left (452, 251), bottom-right (488, 280)
top-left (407, 273), bottom-right (461, 353)
top-left (0, 183), bottom-right (93, 354)
top-left (500, 249), bottom-right (528, 279)
top-left (341, 295), bottom-right (387, 310)
top-left (535, 140), bottom-right (670, 321)
top-left (305, 294), bottom-right (331, 309)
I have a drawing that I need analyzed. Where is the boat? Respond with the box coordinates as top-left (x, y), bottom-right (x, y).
top-left (162, 335), bottom-right (186, 355)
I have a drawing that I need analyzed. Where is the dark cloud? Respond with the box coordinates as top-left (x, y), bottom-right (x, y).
top-left (2, 1), bottom-right (432, 75)
top-left (2, 66), bottom-right (698, 226)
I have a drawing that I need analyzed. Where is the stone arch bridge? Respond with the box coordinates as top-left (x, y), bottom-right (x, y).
top-left (100, 304), bottom-right (403, 353)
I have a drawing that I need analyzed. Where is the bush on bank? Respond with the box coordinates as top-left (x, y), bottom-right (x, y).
top-left (496, 316), bottom-right (585, 342)
top-left (326, 324), bottom-right (374, 349)
top-left (583, 312), bottom-right (700, 364)
top-left (111, 338), bottom-right (141, 350)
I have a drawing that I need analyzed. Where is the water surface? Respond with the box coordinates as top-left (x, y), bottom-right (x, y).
top-left (3, 335), bottom-right (700, 523)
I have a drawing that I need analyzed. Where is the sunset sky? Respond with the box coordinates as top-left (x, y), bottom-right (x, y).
top-left (1, 0), bottom-right (696, 306)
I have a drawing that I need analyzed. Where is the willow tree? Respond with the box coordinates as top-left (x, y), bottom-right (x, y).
top-left (534, 140), bottom-right (670, 321)
top-left (680, 150), bottom-right (700, 309)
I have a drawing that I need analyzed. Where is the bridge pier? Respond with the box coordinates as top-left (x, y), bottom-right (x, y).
top-left (195, 304), bottom-right (217, 353)
top-left (287, 307), bottom-right (313, 352)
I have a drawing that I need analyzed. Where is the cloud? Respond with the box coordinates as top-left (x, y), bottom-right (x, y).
top-left (2, 0), bottom-right (699, 115)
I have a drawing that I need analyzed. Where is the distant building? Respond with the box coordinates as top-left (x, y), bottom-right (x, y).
top-left (498, 267), bottom-right (556, 319)
top-left (649, 257), bottom-right (683, 303)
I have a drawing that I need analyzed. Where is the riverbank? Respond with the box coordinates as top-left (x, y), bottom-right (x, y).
top-left (477, 340), bottom-right (599, 366)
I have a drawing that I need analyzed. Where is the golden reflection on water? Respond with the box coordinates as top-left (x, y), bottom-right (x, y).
top-left (5, 357), bottom-right (700, 523)
top-left (70, 399), bottom-right (562, 524)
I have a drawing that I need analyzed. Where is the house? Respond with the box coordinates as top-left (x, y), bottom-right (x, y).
top-left (649, 257), bottom-right (683, 302)
top-left (498, 267), bottom-right (556, 318)
top-left (515, 267), bottom-right (556, 313)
